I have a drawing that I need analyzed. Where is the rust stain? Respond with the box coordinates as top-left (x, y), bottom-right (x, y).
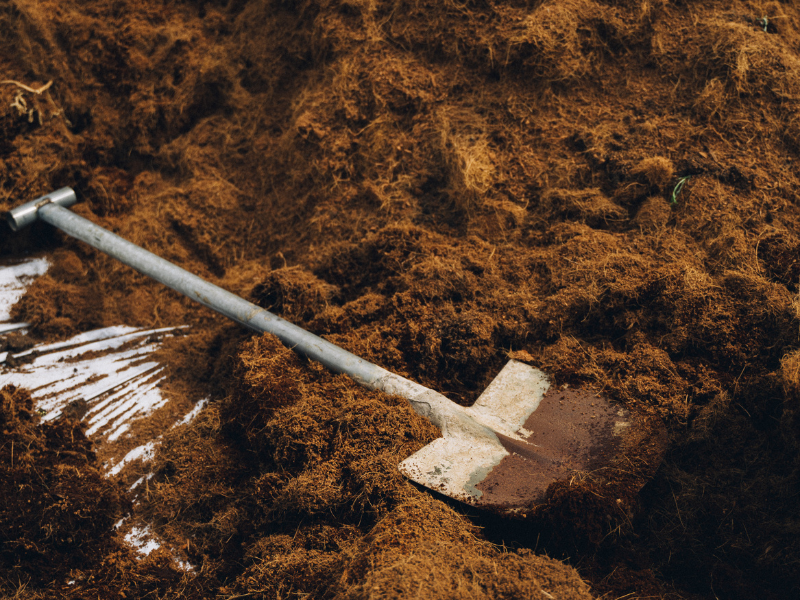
top-left (475, 388), bottom-right (648, 511)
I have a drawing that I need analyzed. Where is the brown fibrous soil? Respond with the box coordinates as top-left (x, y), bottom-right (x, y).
top-left (2, 0), bottom-right (800, 598)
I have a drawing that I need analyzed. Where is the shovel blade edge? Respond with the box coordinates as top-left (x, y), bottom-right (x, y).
top-left (398, 436), bottom-right (508, 505)
top-left (398, 432), bottom-right (572, 512)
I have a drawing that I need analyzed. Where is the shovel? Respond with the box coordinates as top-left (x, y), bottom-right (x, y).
top-left (6, 188), bottom-right (665, 515)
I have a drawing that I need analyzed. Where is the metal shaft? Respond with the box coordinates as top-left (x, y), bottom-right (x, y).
top-left (17, 192), bottom-right (390, 389)
top-left (6, 188), bottom-right (464, 431)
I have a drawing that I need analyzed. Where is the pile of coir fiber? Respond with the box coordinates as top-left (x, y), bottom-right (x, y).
top-left (2, 0), bottom-right (800, 598)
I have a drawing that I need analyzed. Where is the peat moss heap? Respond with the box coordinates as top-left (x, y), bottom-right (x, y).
top-left (2, 0), bottom-right (800, 599)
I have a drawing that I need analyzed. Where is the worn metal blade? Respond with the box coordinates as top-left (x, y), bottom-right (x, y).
top-left (399, 360), bottom-right (655, 514)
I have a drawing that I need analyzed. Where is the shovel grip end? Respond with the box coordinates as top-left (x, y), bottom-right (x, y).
top-left (6, 187), bottom-right (77, 231)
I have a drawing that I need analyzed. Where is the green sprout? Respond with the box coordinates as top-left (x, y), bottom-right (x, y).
top-left (671, 176), bottom-right (691, 206)
top-left (759, 16), bottom-right (769, 32)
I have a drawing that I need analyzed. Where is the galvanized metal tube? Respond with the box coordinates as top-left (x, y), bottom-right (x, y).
top-left (34, 201), bottom-right (388, 388)
top-left (6, 187), bottom-right (77, 231)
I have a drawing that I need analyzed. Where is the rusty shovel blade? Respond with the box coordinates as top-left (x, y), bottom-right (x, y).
top-left (398, 360), bottom-right (666, 515)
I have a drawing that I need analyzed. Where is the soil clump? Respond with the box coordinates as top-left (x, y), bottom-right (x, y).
top-left (2, 0), bottom-right (800, 598)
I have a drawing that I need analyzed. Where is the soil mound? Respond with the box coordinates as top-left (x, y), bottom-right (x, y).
top-left (2, 0), bottom-right (800, 598)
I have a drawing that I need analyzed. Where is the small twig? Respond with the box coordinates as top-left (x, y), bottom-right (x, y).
top-left (671, 486), bottom-right (685, 531)
top-left (1, 79), bottom-right (53, 94)
top-left (3, 80), bottom-right (63, 127)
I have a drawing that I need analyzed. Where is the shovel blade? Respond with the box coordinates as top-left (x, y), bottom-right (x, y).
top-left (399, 360), bottom-right (662, 515)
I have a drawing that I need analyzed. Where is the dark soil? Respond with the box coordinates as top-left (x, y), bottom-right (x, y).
top-left (2, 0), bottom-right (800, 598)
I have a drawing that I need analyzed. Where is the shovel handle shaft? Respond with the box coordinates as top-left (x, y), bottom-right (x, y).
top-left (11, 189), bottom-right (391, 390)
